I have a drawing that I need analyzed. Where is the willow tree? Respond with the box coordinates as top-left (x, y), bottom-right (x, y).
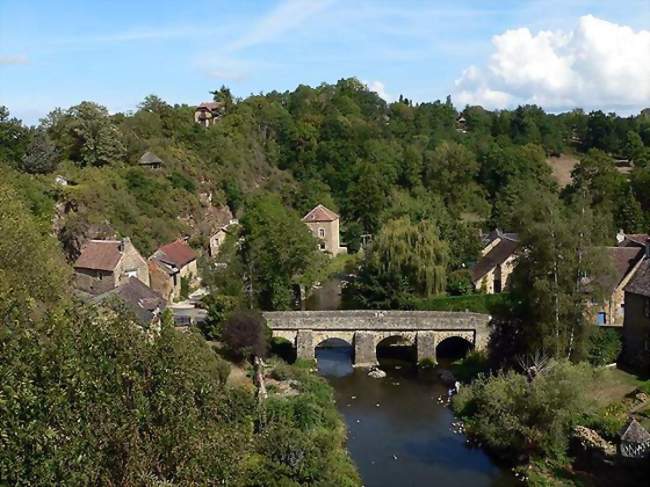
top-left (351, 217), bottom-right (449, 308)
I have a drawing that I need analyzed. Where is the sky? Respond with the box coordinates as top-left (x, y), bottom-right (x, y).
top-left (1, 0), bottom-right (649, 125)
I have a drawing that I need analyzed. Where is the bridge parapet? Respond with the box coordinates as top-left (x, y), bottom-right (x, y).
top-left (264, 310), bottom-right (492, 367)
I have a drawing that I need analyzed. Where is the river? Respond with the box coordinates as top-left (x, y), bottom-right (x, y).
top-left (307, 279), bottom-right (516, 487)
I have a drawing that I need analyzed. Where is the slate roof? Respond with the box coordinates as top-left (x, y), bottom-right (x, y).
top-left (625, 258), bottom-right (650, 297)
top-left (619, 233), bottom-right (650, 248)
top-left (74, 240), bottom-right (123, 272)
top-left (93, 277), bottom-right (166, 324)
top-left (471, 233), bottom-right (519, 283)
top-left (598, 247), bottom-right (644, 294)
top-left (138, 151), bottom-right (163, 166)
top-left (153, 239), bottom-right (197, 269)
top-left (620, 418), bottom-right (650, 444)
top-left (302, 204), bottom-right (339, 223)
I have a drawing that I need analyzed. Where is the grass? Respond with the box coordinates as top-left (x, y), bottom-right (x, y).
top-left (412, 293), bottom-right (513, 315)
top-left (588, 366), bottom-right (645, 407)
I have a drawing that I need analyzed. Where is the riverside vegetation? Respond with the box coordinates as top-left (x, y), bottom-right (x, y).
top-left (1, 79), bottom-right (650, 484)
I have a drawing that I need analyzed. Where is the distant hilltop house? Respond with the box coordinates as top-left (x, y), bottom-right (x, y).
top-left (302, 204), bottom-right (347, 256)
top-left (194, 101), bottom-right (225, 127)
top-left (73, 238), bottom-right (150, 295)
top-left (93, 277), bottom-right (166, 327)
top-left (138, 151), bottom-right (164, 169)
top-left (149, 239), bottom-right (198, 301)
top-left (471, 230), bottom-right (519, 294)
top-left (622, 241), bottom-right (650, 372)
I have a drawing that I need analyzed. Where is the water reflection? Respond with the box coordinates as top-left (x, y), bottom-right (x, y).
top-left (316, 347), bottom-right (516, 487)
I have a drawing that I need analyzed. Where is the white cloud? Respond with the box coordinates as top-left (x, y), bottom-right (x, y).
top-left (0, 54), bottom-right (29, 65)
top-left (454, 15), bottom-right (650, 112)
top-left (365, 80), bottom-right (393, 102)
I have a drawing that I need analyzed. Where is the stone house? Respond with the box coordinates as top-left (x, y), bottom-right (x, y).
top-left (149, 239), bottom-right (198, 301)
top-left (587, 246), bottom-right (645, 326)
top-left (138, 151), bottom-right (163, 169)
top-left (302, 204), bottom-right (347, 256)
top-left (93, 277), bottom-right (166, 327)
top-left (622, 247), bottom-right (650, 372)
top-left (619, 418), bottom-right (650, 458)
top-left (194, 101), bottom-right (224, 127)
top-left (471, 230), bottom-right (519, 294)
top-left (73, 238), bottom-right (149, 295)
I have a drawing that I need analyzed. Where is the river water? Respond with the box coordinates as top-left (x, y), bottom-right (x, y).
top-left (317, 349), bottom-right (516, 487)
top-left (307, 279), bottom-right (516, 487)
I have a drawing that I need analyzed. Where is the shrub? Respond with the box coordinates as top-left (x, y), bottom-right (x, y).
top-left (453, 360), bottom-right (596, 462)
top-left (587, 327), bottom-right (622, 366)
top-left (222, 310), bottom-right (271, 360)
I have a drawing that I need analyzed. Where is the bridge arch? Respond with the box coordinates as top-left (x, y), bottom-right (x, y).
top-left (436, 334), bottom-right (474, 361)
top-left (375, 333), bottom-right (416, 363)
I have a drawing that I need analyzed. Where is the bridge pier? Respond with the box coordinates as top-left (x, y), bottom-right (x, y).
top-left (416, 331), bottom-right (438, 364)
top-left (296, 330), bottom-right (314, 361)
top-left (354, 331), bottom-right (378, 367)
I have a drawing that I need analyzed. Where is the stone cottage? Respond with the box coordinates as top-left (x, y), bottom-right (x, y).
top-left (619, 418), bottom-right (650, 459)
top-left (93, 277), bottom-right (166, 327)
top-left (471, 230), bottom-right (519, 294)
top-left (587, 246), bottom-right (645, 326)
top-left (302, 204), bottom-right (347, 256)
top-left (149, 239), bottom-right (198, 301)
top-left (194, 101), bottom-right (224, 127)
top-left (622, 246), bottom-right (650, 372)
top-left (73, 238), bottom-right (149, 295)
top-left (138, 151), bottom-right (163, 169)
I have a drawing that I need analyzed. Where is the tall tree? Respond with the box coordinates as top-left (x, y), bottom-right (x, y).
top-left (351, 217), bottom-right (449, 308)
top-left (19, 129), bottom-right (59, 174)
top-left (240, 194), bottom-right (323, 310)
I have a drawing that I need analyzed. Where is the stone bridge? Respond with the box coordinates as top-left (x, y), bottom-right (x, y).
top-left (263, 310), bottom-right (491, 367)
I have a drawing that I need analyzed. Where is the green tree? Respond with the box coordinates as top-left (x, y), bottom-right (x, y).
top-left (351, 217), bottom-right (449, 308)
top-left (0, 105), bottom-right (29, 163)
top-left (19, 129), bottom-right (59, 174)
top-left (241, 194), bottom-right (323, 310)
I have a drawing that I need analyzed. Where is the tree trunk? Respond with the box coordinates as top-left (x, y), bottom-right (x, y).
top-left (254, 355), bottom-right (267, 402)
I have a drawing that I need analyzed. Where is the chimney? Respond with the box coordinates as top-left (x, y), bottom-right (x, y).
top-left (616, 229), bottom-right (625, 245)
top-left (119, 237), bottom-right (130, 253)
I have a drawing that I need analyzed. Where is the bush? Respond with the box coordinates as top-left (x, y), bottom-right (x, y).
top-left (222, 310), bottom-right (271, 360)
top-left (587, 327), bottom-right (622, 366)
top-left (453, 360), bottom-right (596, 462)
top-left (412, 292), bottom-right (513, 315)
top-left (446, 269), bottom-right (473, 296)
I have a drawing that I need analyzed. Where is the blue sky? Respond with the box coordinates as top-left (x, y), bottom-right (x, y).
top-left (1, 0), bottom-right (649, 125)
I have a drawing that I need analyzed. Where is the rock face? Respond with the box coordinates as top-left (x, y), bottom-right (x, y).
top-left (573, 426), bottom-right (616, 457)
top-left (368, 368), bottom-right (387, 379)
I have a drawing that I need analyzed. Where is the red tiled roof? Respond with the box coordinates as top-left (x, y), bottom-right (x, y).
top-left (155, 239), bottom-right (197, 268)
top-left (74, 240), bottom-right (123, 272)
top-left (302, 204), bottom-right (339, 223)
top-left (620, 234), bottom-right (650, 247)
top-left (197, 101), bottom-right (223, 111)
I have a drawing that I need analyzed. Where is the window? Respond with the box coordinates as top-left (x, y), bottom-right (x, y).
top-left (319, 242), bottom-right (326, 250)
top-left (596, 312), bottom-right (607, 326)
top-left (318, 228), bottom-right (325, 238)
top-left (645, 297), bottom-right (650, 319)
top-left (125, 269), bottom-right (137, 278)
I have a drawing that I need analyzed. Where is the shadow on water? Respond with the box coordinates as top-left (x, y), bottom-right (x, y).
top-left (316, 346), bottom-right (516, 487)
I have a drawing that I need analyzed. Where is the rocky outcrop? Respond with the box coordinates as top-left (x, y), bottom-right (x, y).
top-left (573, 426), bottom-right (616, 457)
